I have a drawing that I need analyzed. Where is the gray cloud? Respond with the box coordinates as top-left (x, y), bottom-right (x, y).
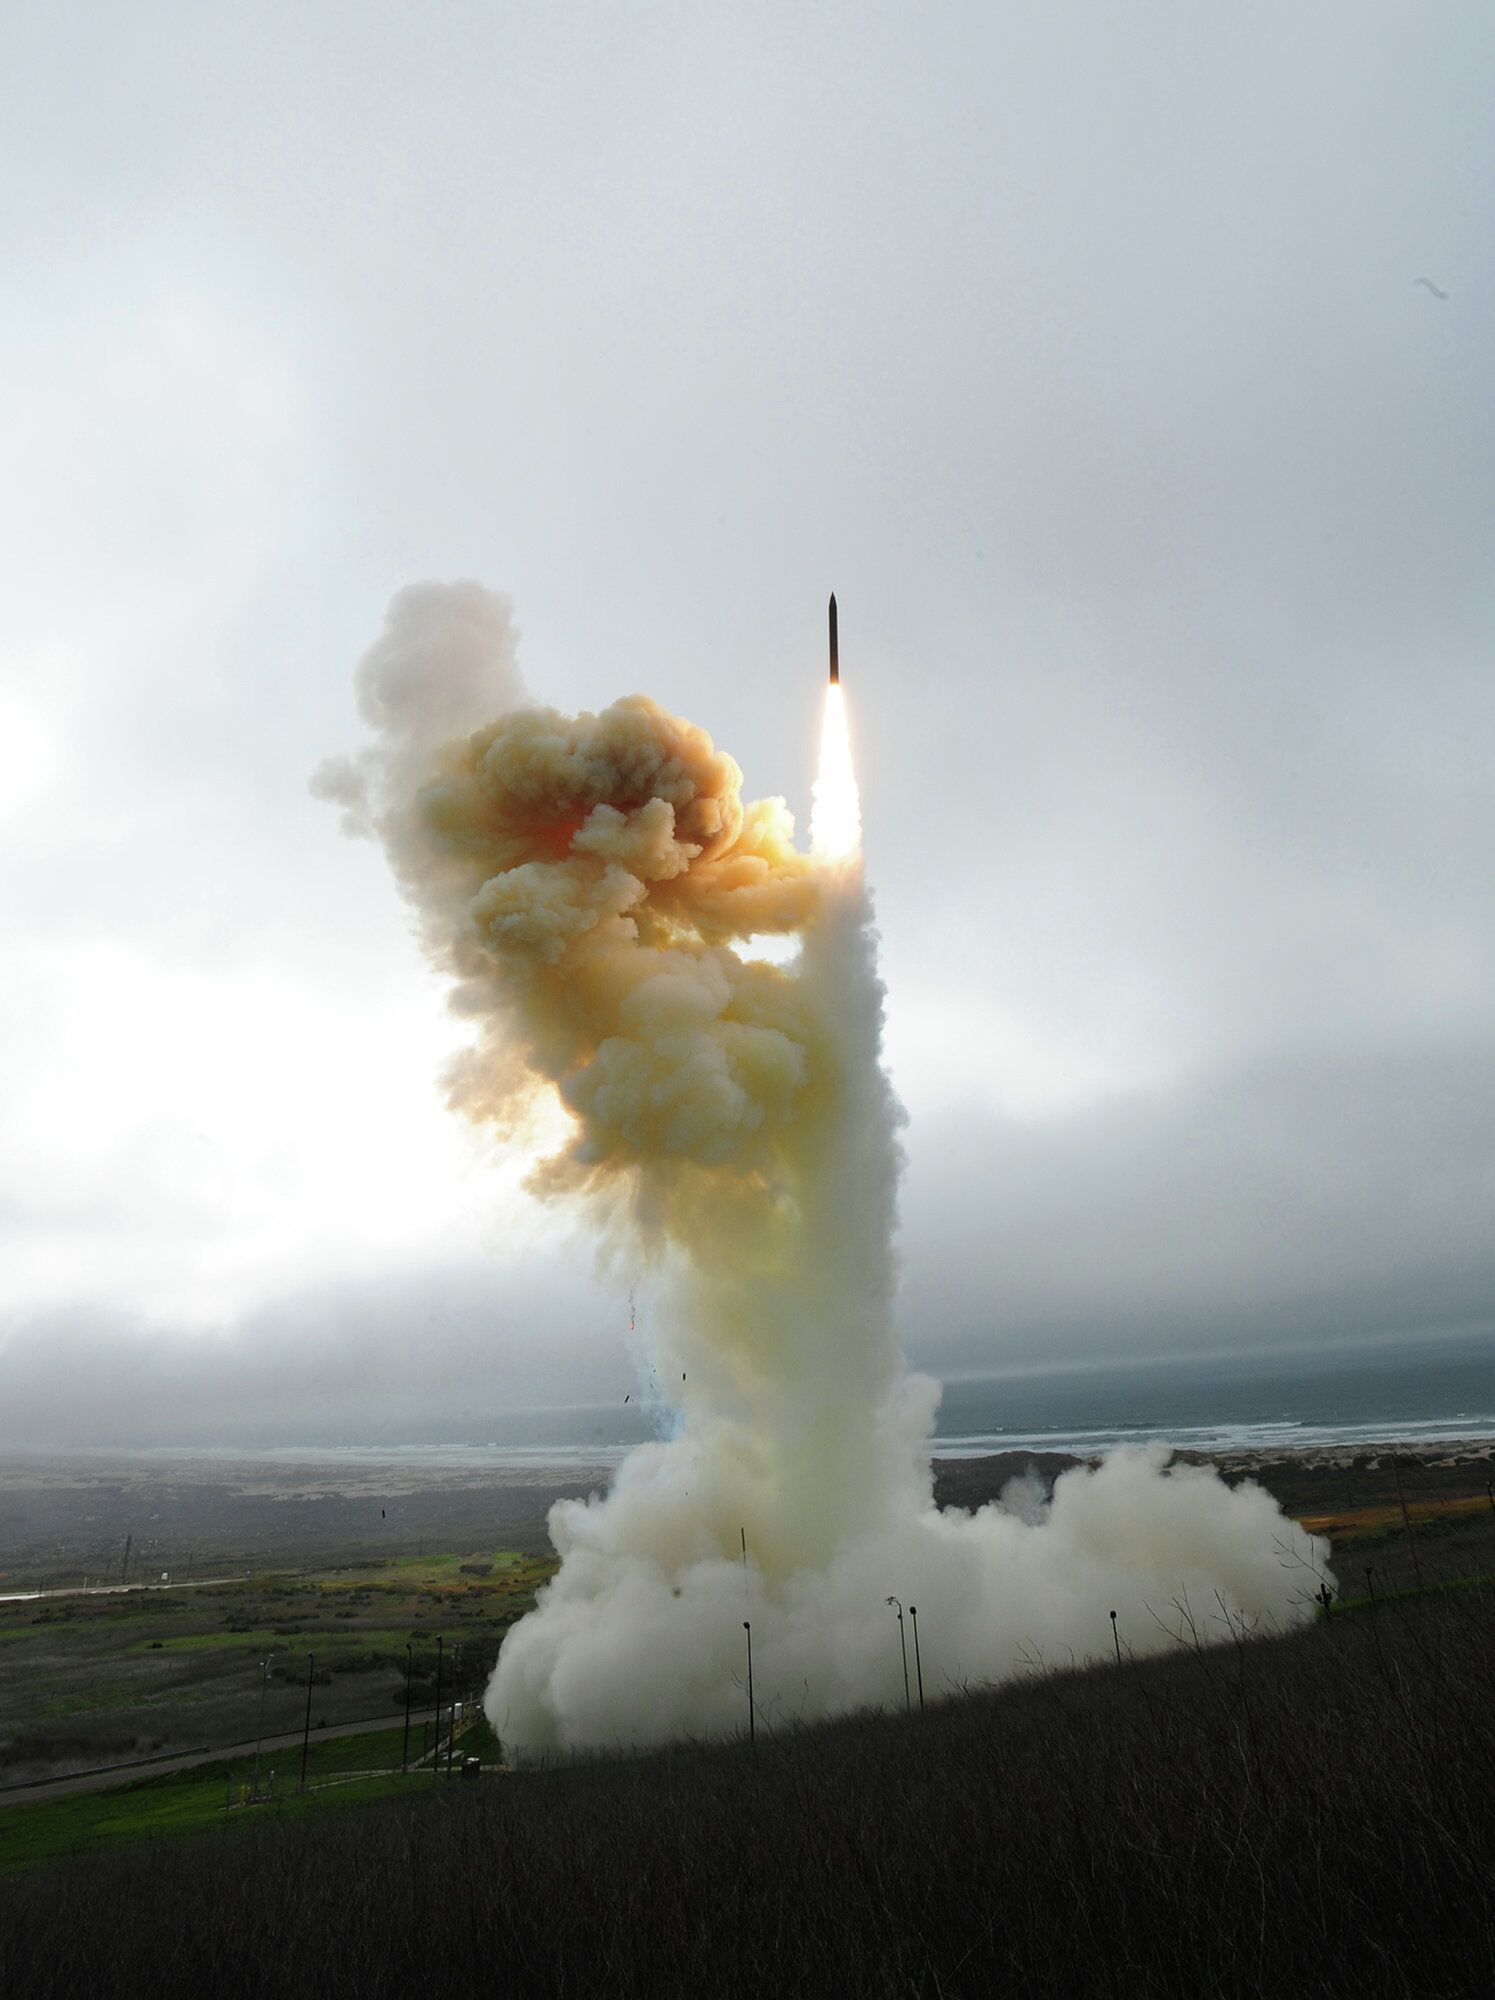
top-left (902, 1037), bottom-right (1495, 1368)
top-left (0, 1257), bottom-right (630, 1448)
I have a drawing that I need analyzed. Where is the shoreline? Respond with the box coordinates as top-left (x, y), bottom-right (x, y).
top-left (1, 1434), bottom-right (1491, 1509)
top-left (3, 1431), bottom-right (1493, 1482)
top-left (4, 1434), bottom-right (1491, 1614)
top-left (933, 1435), bottom-right (1495, 1524)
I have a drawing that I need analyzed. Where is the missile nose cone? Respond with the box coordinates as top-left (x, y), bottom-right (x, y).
top-left (828, 592), bottom-right (839, 684)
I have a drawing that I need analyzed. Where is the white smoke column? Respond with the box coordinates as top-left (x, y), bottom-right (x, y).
top-left (324, 583), bottom-right (1331, 1757)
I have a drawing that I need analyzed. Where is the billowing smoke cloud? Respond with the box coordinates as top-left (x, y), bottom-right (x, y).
top-left (325, 582), bottom-right (1330, 1755)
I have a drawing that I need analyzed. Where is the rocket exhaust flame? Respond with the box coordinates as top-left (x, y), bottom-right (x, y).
top-left (811, 592), bottom-right (859, 864)
top-left (321, 582), bottom-right (1331, 1758)
top-left (810, 684), bottom-right (861, 866)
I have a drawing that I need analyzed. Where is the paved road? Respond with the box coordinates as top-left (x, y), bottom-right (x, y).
top-left (0, 1708), bottom-right (451, 1809)
top-left (0, 1576), bottom-right (256, 1605)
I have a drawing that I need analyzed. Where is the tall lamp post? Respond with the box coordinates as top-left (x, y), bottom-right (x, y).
top-left (432, 1635), bottom-right (445, 1778)
top-left (252, 1656), bottom-right (273, 1799)
top-left (447, 1648), bottom-right (462, 1775)
top-left (886, 1598), bottom-right (911, 1713)
top-left (299, 1653), bottom-right (315, 1792)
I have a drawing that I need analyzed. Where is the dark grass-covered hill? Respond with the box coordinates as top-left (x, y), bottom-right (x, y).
top-left (3, 1587), bottom-right (1493, 1999)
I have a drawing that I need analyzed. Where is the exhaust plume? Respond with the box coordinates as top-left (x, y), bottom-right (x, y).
top-left (323, 582), bottom-right (1330, 1755)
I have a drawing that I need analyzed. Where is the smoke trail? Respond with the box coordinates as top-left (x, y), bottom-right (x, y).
top-left (323, 582), bottom-right (1331, 1755)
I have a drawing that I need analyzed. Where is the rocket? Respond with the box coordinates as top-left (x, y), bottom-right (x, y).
top-left (828, 592), bottom-right (839, 684)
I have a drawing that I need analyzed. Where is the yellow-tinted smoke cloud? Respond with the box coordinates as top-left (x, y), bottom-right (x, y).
top-left (323, 582), bottom-right (1331, 1757)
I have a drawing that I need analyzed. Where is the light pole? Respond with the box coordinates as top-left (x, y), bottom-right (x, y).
top-left (432, 1635), bottom-right (444, 1777)
top-left (402, 1643), bottom-right (413, 1773)
top-left (743, 1622), bottom-right (755, 1747)
top-left (252, 1656), bottom-right (272, 1799)
top-left (886, 1598), bottom-right (911, 1713)
top-left (299, 1653), bottom-right (315, 1792)
top-left (447, 1648), bottom-right (462, 1775)
top-left (909, 1605), bottom-right (925, 1711)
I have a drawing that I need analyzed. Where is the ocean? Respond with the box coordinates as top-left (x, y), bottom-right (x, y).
top-left (932, 1327), bottom-right (1495, 1459)
top-left (87, 1326), bottom-right (1494, 1471)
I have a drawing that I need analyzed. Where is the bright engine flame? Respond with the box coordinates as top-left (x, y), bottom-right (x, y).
top-left (810, 684), bottom-right (861, 864)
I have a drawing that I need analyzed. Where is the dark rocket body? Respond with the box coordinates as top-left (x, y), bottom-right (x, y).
top-left (828, 593), bottom-right (839, 684)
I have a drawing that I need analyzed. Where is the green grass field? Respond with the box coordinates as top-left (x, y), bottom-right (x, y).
top-left (0, 1552), bottom-right (552, 1790)
top-left (128, 1626), bottom-right (425, 1655)
top-left (0, 1714), bottom-right (506, 1877)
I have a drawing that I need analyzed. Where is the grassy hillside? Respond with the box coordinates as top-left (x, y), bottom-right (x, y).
top-left (0, 1718), bottom-right (504, 1877)
top-left (0, 1550), bottom-right (553, 1784)
top-left (2, 1585), bottom-right (1492, 1999)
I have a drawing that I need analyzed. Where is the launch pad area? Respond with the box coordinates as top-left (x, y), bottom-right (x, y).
top-left (3, 1434), bottom-right (1492, 1806)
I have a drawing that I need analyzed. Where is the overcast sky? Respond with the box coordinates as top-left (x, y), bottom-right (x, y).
top-left (2, 3), bottom-right (1492, 1444)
